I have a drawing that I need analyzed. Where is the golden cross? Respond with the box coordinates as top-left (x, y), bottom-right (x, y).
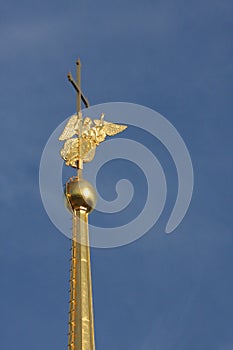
top-left (67, 59), bottom-right (90, 175)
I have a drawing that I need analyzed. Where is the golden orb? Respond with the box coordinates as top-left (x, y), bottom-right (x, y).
top-left (65, 177), bottom-right (97, 213)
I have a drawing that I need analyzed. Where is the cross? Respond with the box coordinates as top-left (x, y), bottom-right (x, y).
top-left (67, 58), bottom-right (90, 175)
top-left (67, 59), bottom-right (90, 112)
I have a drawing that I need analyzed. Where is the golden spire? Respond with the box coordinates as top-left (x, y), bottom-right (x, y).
top-left (60, 59), bottom-right (127, 350)
top-left (66, 177), bottom-right (97, 350)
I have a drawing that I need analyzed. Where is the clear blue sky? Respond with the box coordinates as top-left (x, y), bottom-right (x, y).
top-left (0, 0), bottom-right (232, 349)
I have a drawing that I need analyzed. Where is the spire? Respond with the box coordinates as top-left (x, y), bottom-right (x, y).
top-left (66, 177), bottom-right (96, 350)
top-left (59, 59), bottom-right (127, 349)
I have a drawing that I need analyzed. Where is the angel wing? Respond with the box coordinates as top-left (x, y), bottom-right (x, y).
top-left (94, 119), bottom-right (127, 137)
top-left (59, 114), bottom-right (79, 141)
top-left (103, 122), bottom-right (127, 136)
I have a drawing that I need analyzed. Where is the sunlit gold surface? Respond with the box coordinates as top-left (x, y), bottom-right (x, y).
top-left (62, 59), bottom-right (127, 350)
top-left (59, 113), bottom-right (127, 168)
top-left (65, 177), bottom-right (97, 213)
top-left (66, 178), bottom-right (96, 350)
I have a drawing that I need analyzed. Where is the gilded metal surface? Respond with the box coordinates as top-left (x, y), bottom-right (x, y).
top-left (59, 113), bottom-right (127, 168)
top-left (68, 209), bottom-right (95, 350)
top-left (63, 59), bottom-right (127, 350)
top-left (65, 177), bottom-right (97, 213)
top-left (66, 178), bottom-right (96, 350)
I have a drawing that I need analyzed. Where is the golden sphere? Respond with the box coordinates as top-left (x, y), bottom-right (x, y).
top-left (65, 177), bottom-right (97, 213)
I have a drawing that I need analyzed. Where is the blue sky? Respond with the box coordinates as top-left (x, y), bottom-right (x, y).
top-left (0, 0), bottom-right (232, 349)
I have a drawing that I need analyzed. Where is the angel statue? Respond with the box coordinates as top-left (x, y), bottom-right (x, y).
top-left (59, 113), bottom-right (127, 168)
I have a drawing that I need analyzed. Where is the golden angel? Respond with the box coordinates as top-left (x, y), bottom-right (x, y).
top-left (59, 113), bottom-right (127, 167)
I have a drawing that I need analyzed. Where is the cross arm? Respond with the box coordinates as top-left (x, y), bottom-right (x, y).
top-left (67, 72), bottom-right (90, 108)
